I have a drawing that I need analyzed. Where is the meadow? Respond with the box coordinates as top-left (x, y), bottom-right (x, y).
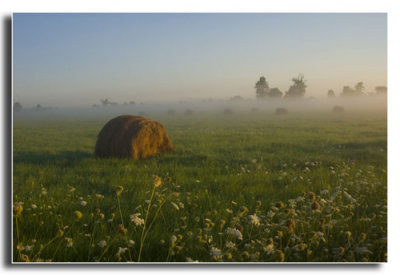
top-left (12, 108), bottom-right (387, 262)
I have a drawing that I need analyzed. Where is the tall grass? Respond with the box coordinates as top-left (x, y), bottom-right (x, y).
top-left (12, 111), bottom-right (387, 262)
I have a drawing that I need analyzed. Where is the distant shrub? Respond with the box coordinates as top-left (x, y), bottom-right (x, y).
top-left (13, 102), bottom-right (22, 112)
top-left (184, 109), bottom-right (193, 115)
top-left (224, 108), bottom-right (233, 115)
top-left (375, 86), bottom-right (387, 95)
top-left (230, 96), bottom-right (244, 102)
top-left (332, 106), bottom-right (345, 113)
top-left (269, 88), bottom-right (283, 98)
top-left (275, 108), bottom-right (288, 115)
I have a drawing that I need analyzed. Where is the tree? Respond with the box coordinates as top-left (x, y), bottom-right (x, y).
top-left (327, 89), bottom-right (335, 98)
top-left (375, 86), bottom-right (387, 95)
top-left (13, 102), bottom-right (22, 112)
top-left (285, 74), bottom-right (307, 98)
top-left (340, 82), bottom-right (365, 97)
top-left (100, 99), bottom-right (110, 106)
top-left (269, 88), bottom-right (283, 98)
top-left (230, 96), bottom-right (244, 101)
top-left (341, 86), bottom-right (355, 97)
top-left (354, 82), bottom-right (365, 95)
top-left (255, 76), bottom-right (269, 99)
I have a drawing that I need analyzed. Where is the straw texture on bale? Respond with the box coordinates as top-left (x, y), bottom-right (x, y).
top-left (95, 115), bottom-right (175, 160)
top-left (275, 108), bottom-right (288, 115)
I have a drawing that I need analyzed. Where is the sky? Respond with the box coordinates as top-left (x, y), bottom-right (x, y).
top-left (12, 13), bottom-right (387, 107)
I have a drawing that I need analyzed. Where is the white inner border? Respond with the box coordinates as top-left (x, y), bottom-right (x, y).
top-left (1, 0), bottom-right (398, 274)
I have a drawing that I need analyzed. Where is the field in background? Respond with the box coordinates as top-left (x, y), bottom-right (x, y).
top-left (12, 109), bottom-right (387, 262)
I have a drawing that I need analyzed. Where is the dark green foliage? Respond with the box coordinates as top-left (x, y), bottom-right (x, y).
top-left (269, 88), bottom-right (283, 98)
top-left (285, 74), bottom-right (307, 98)
top-left (341, 82), bottom-right (365, 97)
top-left (328, 89), bottom-right (335, 98)
top-left (375, 86), bottom-right (387, 95)
top-left (255, 76), bottom-right (269, 99)
top-left (14, 102), bottom-right (22, 112)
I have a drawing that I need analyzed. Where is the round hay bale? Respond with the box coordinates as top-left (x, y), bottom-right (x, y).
top-left (167, 109), bottom-right (176, 115)
top-left (95, 115), bottom-right (175, 160)
top-left (275, 108), bottom-right (288, 115)
top-left (332, 105), bottom-right (345, 113)
top-left (184, 109), bottom-right (193, 115)
top-left (224, 108), bottom-right (233, 115)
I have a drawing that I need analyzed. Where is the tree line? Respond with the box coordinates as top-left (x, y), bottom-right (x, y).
top-left (255, 75), bottom-right (387, 99)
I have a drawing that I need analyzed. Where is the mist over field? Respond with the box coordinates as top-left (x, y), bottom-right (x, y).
top-left (13, 95), bottom-right (387, 121)
top-left (12, 13), bottom-right (387, 263)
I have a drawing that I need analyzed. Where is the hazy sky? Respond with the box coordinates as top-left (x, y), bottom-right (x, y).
top-left (13, 13), bottom-right (387, 107)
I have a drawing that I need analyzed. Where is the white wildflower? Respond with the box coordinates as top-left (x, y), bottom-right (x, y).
top-left (24, 245), bottom-right (34, 251)
top-left (210, 247), bottom-right (222, 257)
top-left (186, 257), bottom-right (199, 262)
top-left (171, 202), bottom-right (180, 210)
top-left (130, 213), bottom-right (145, 226)
top-left (98, 240), bottom-right (107, 248)
top-left (249, 214), bottom-right (261, 226)
top-left (264, 244), bottom-right (274, 255)
top-left (80, 200), bottom-right (87, 207)
top-left (226, 227), bottom-right (243, 240)
top-left (226, 241), bottom-right (235, 249)
top-left (116, 247), bottom-right (128, 257)
top-left (355, 247), bottom-right (373, 255)
top-left (343, 191), bottom-right (357, 203)
top-left (320, 190), bottom-right (329, 195)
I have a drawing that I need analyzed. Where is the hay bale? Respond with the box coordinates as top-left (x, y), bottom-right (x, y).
top-left (167, 109), bottom-right (176, 115)
top-left (95, 115), bottom-right (175, 160)
top-left (332, 105), bottom-right (345, 113)
top-left (224, 108), bottom-right (233, 115)
top-left (184, 109), bottom-right (193, 115)
top-left (275, 108), bottom-right (288, 115)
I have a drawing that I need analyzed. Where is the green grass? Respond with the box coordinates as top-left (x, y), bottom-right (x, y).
top-left (12, 110), bottom-right (387, 262)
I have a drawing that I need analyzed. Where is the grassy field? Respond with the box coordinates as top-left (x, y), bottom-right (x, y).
top-left (12, 109), bottom-right (387, 262)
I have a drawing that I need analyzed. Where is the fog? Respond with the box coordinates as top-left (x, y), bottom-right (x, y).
top-left (13, 95), bottom-right (387, 122)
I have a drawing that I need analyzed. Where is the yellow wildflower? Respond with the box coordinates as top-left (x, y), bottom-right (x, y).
top-left (116, 186), bottom-right (124, 196)
top-left (74, 211), bottom-right (83, 220)
top-left (153, 175), bottom-right (162, 188)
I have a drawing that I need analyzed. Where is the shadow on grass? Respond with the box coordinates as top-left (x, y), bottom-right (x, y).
top-left (13, 150), bottom-right (93, 166)
top-left (155, 152), bottom-right (208, 166)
